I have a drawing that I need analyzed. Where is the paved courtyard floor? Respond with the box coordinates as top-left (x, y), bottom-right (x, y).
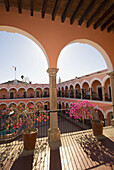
top-left (0, 126), bottom-right (114, 170)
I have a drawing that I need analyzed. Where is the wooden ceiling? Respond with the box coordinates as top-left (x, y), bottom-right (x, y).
top-left (1, 0), bottom-right (114, 33)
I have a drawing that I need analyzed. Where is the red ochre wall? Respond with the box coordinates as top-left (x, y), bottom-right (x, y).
top-left (0, 6), bottom-right (114, 69)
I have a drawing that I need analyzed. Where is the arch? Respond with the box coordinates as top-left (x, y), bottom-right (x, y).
top-left (0, 26), bottom-right (49, 67)
top-left (8, 87), bottom-right (18, 91)
top-left (17, 87), bottom-right (27, 92)
top-left (102, 75), bottom-right (110, 87)
top-left (65, 101), bottom-right (70, 107)
top-left (8, 102), bottom-right (17, 107)
top-left (90, 77), bottom-right (103, 87)
top-left (35, 87), bottom-right (43, 90)
top-left (68, 83), bottom-right (74, 90)
top-left (67, 39), bottom-right (113, 72)
top-left (35, 101), bottom-right (43, 105)
top-left (64, 85), bottom-right (69, 89)
top-left (96, 106), bottom-right (105, 118)
top-left (81, 80), bottom-right (90, 88)
top-left (42, 86), bottom-right (49, 90)
top-left (74, 82), bottom-right (81, 88)
top-left (0, 102), bottom-right (8, 107)
top-left (26, 101), bottom-right (35, 106)
top-left (17, 101), bottom-right (26, 105)
top-left (26, 87), bottom-right (35, 91)
top-left (105, 108), bottom-right (113, 118)
top-left (0, 87), bottom-right (8, 92)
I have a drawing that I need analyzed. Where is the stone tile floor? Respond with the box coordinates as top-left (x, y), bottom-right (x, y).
top-left (0, 126), bottom-right (114, 170)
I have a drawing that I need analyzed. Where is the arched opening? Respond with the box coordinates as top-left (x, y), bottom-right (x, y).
top-left (91, 80), bottom-right (102, 101)
top-left (107, 112), bottom-right (113, 125)
top-left (75, 84), bottom-right (81, 99)
top-left (0, 26), bottom-right (49, 84)
top-left (61, 87), bottom-right (64, 97)
top-left (104, 78), bottom-right (111, 101)
top-left (82, 82), bottom-right (90, 99)
top-left (57, 40), bottom-right (113, 83)
top-left (0, 88), bottom-right (8, 99)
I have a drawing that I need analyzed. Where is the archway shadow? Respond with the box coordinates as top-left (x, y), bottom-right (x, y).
top-left (76, 134), bottom-right (114, 169)
top-left (49, 148), bottom-right (62, 170)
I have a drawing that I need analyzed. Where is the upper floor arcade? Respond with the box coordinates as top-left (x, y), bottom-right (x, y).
top-left (57, 69), bottom-right (111, 102)
top-left (0, 81), bottom-right (50, 99)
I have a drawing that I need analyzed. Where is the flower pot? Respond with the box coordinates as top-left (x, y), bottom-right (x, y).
top-left (91, 120), bottom-right (104, 136)
top-left (22, 128), bottom-right (38, 150)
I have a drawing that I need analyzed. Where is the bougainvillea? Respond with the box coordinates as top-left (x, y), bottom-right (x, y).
top-left (1, 103), bottom-right (49, 135)
top-left (69, 100), bottom-right (98, 121)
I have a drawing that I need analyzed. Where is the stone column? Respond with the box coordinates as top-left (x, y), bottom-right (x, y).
top-left (108, 72), bottom-right (114, 126)
top-left (81, 88), bottom-right (83, 99)
top-left (68, 89), bottom-right (70, 98)
top-left (73, 89), bottom-right (75, 98)
top-left (102, 86), bottom-right (105, 101)
top-left (47, 68), bottom-right (61, 150)
top-left (90, 87), bottom-right (92, 100)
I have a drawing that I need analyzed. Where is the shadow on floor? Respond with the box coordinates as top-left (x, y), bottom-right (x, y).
top-left (50, 149), bottom-right (62, 170)
top-left (76, 134), bottom-right (114, 169)
top-left (11, 153), bottom-right (33, 170)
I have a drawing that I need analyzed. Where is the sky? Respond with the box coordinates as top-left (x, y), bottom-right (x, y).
top-left (0, 31), bottom-right (107, 84)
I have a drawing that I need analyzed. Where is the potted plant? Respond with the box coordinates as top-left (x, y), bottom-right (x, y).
top-left (69, 100), bottom-right (104, 136)
top-left (1, 103), bottom-right (49, 150)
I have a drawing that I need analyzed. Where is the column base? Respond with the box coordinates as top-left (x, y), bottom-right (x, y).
top-left (111, 118), bottom-right (114, 126)
top-left (48, 128), bottom-right (61, 150)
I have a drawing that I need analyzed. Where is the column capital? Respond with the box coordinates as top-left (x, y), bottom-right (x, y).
top-left (107, 71), bottom-right (114, 78)
top-left (47, 68), bottom-right (59, 75)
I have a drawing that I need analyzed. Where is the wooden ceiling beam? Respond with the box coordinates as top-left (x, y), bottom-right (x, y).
top-left (52, 0), bottom-right (61, 21)
top-left (94, 3), bottom-right (114, 29)
top-left (101, 15), bottom-right (114, 31)
top-left (4, 0), bottom-right (10, 12)
top-left (78, 0), bottom-right (96, 26)
top-left (107, 23), bottom-right (114, 32)
top-left (86, 0), bottom-right (109, 28)
top-left (17, 0), bottom-right (22, 14)
top-left (70, 0), bottom-right (84, 25)
top-left (42, 0), bottom-right (48, 18)
top-left (30, 0), bottom-right (34, 16)
top-left (61, 0), bottom-right (74, 23)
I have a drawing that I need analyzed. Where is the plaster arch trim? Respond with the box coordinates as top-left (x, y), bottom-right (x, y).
top-left (69, 102), bottom-right (73, 106)
top-left (17, 101), bottom-right (26, 106)
top-left (35, 101), bottom-right (43, 105)
top-left (61, 86), bottom-right (65, 91)
top-left (81, 80), bottom-right (90, 88)
top-left (43, 100), bottom-right (50, 104)
top-left (0, 26), bottom-right (50, 67)
top-left (27, 101), bottom-right (35, 105)
top-left (8, 102), bottom-right (17, 107)
top-left (43, 86), bottom-right (49, 90)
top-left (64, 85), bottom-right (69, 89)
top-left (74, 82), bottom-right (81, 88)
top-left (96, 106), bottom-right (105, 118)
top-left (68, 83), bottom-right (74, 90)
top-left (17, 87), bottom-right (27, 92)
top-left (65, 101), bottom-right (70, 107)
top-left (0, 102), bottom-right (8, 107)
top-left (8, 87), bottom-right (18, 92)
top-left (0, 87), bottom-right (9, 92)
top-left (105, 108), bottom-right (113, 118)
top-left (67, 39), bottom-right (113, 72)
top-left (102, 75), bottom-right (110, 87)
top-left (90, 77), bottom-right (103, 87)
top-left (35, 87), bottom-right (43, 91)
top-left (26, 87), bottom-right (35, 91)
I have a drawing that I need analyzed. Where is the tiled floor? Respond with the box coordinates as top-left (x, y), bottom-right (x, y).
top-left (0, 126), bottom-right (114, 170)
